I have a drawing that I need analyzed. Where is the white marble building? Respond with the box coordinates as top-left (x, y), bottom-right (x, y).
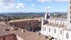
top-left (40, 13), bottom-right (71, 40)
top-left (41, 0), bottom-right (71, 40)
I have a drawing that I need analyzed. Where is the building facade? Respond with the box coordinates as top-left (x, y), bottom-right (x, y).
top-left (41, 12), bottom-right (71, 40)
top-left (40, 0), bottom-right (71, 40)
top-left (9, 18), bottom-right (41, 32)
top-left (67, 0), bottom-right (71, 29)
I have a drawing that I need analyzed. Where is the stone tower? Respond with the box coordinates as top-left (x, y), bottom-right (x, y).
top-left (44, 12), bottom-right (50, 20)
top-left (67, 0), bottom-right (71, 29)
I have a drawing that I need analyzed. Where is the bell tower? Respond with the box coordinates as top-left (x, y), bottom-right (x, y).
top-left (44, 12), bottom-right (50, 20)
top-left (67, 0), bottom-right (71, 29)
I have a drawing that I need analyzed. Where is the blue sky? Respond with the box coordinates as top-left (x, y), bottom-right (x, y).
top-left (0, 0), bottom-right (68, 12)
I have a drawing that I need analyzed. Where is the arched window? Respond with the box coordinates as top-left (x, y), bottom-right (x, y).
top-left (66, 33), bottom-right (69, 39)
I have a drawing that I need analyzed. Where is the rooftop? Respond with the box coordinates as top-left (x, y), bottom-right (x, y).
top-left (48, 17), bottom-right (67, 21)
top-left (0, 34), bottom-right (17, 40)
top-left (9, 18), bottom-right (41, 23)
top-left (0, 25), bottom-right (49, 40)
top-left (44, 23), bottom-right (66, 28)
top-left (0, 22), bottom-right (6, 25)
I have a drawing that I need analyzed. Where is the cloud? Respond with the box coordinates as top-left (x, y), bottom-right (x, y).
top-left (2, 0), bottom-right (15, 3)
top-left (37, 0), bottom-right (51, 3)
top-left (0, 3), bottom-right (15, 12)
top-left (0, 3), bottom-right (3, 7)
top-left (44, 6), bottom-right (52, 9)
top-left (0, 0), bottom-right (4, 7)
top-left (0, 0), bottom-right (15, 8)
top-left (0, 0), bottom-right (17, 10)
top-left (31, 4), bottom-right (35, 7)
top-left (44, 6), bottom-right (52, 12)
top-left (6, 3), bottom-right (16, 9)
top-left (16, 3), bottom-right (25, 9)
top-left (37, 0), bottom-right (68, 3)
top-left (27, 0), bottom-right (32, 1)
top-left (0, 1), bottom-right (25, 12)
top-left (0, 0), bottom-right (26, 12)
top-left (55, 0), bottom-right (68, 2)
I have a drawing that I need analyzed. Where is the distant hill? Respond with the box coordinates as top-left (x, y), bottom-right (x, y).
top-left (0, 12), bottom-right (67, 21)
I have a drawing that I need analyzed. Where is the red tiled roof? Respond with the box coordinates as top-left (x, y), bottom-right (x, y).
top-left (0, 34), bottom-right (17, 40)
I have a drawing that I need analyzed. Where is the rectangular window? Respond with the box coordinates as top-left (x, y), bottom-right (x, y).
top-left (70, 11), bottom-right (71, 14)
top-left (60, 30), bottom-right (62, 34)
top-left (14, 24), bottom-right (18, 27)
top-left (44, 20), bottom-right (48, 24)
top-left (70, 21), bottom-right (71, 23)
top-left (54, 29), bottom-right (56, 33)
top-left (49, 28), bottom-right (51, 32)
top-left (70, 16), bottom-right (71, 19)
top-left (59, 39), bottom-right (61, 40)
top-left (70, 1), bottom-right (71, 4)
top-left (66, 33), bottom-right (69, 39)
top-left (70, 6), bottom-right (71, 9)
top-left (3, 37), bottom-right (6, 40)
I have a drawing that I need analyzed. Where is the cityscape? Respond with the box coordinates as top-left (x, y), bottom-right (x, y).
top-left (0, 0), bottom-right (69, 40)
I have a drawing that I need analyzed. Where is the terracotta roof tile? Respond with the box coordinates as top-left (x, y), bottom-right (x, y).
top-left (0, 25), bottom-right (49, 40)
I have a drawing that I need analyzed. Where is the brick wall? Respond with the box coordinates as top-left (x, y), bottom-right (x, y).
top-left (0, 34), bottom-right (17, 40)
top-left (9, 20), bottom-right (41, 32)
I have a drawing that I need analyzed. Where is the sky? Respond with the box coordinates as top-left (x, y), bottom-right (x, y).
top-left (0, 0), bottom-right (68, 13)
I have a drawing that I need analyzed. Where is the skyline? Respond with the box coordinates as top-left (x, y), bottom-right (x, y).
top-left (0, 0), bottom-right (68, 13)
